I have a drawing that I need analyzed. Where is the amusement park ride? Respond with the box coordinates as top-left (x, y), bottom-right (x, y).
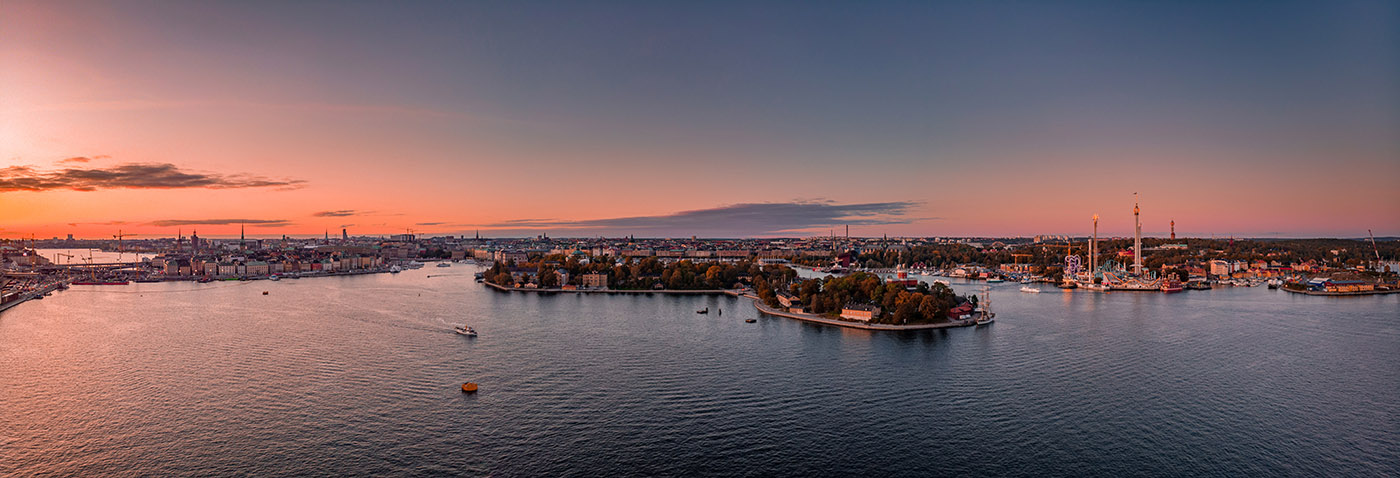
top-left (1059, 194), bottom-right (1174, 292)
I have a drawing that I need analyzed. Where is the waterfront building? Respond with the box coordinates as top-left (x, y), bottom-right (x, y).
top-left (840, 304), bottom-right (880, 321)
top-left (580, 272), bottom-right (608, 289)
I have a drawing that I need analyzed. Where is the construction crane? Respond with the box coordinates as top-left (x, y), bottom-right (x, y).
top-left (113, 230), bottom-right (140, 252)
top-left (1369, 229), bottom-right (1381, 269)
top-left (53, 252), bottom-right (76, 265)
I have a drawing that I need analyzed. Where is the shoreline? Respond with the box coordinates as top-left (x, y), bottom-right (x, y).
top-left (1, 268), bottom-right (396, 316)
top-left (483, 281), bottom-right (979, 331)
top-left (748, 296), bottom-right (978, 331)
top-left (482, 281), bottom-right (735, 295)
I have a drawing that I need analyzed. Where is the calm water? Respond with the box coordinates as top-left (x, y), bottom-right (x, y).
top-left (2, 265), bottom-right (1397, 477)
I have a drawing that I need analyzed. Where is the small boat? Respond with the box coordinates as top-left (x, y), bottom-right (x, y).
top-left (389, 265), bottom-right (403, 274)
top-left (1020, 286), bottom-right (1041, 293)
top-left (745, 319), bottom-right (756, 323)
top-left (696, 307), bottom-right (709, 314)
top-left (987, 278), bottom-right (1005, 283)
top-left (269, 275), bottom-right (280, 281)
top-left (437, 262), bottom-right (451, 268)
top-left (262, 291), bottom-right (269, 295)
top-left (455, 325), bottom-right (477, 337)
top-left (461, 382), bottom-right (478, 393)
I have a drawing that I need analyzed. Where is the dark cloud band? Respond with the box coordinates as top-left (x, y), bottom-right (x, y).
top-left (483, 201), bottom-right (920, 237)
top-left (0, 163), bottom-right (305, 192)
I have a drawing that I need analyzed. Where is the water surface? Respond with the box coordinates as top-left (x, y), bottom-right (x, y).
top-left (2, 265), bottom-right (1397, 476)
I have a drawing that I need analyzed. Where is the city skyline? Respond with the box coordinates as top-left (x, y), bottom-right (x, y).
top-left (3, 1), bottom-right (1398, 239)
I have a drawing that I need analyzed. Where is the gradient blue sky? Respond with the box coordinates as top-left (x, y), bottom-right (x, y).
top-left (2, 0), bottom-right (1397, 238)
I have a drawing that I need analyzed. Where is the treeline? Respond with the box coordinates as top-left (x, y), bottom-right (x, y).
top-left (757, 271), bottom-right (974, 325)
top-left (485, 255), bottom-right (798, 290)
top-left (799, 238), bottom-right (1398, 273)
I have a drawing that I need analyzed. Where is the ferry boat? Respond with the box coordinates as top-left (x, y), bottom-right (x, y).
top-left (1161, 278), bottom-right (1184, 293)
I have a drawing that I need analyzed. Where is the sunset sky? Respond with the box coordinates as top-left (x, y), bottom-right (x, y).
top-left (2, 1), bottom-right (1397, 239)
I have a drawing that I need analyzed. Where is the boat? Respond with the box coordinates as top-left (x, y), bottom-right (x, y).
top-left (455, 325), bottom-right (477, 337)
top-left (269, 275), bottom-right (280, 281)
top-left (1161, 278), bottom-right (1184, 293)
top-left (745, 319), bottom-right (757, 323)
top-left (696, 307), bottom-right (709, 314)
top-left (389, 265), bottom-right (402, 273)
top-left (197, 277), bottom-right (213, 283)
top-left (1020, 286), bottom-right (1041, 293)
top-left (1083, 282), bottom-right (1109, 291)
top-left (1266, 279), bottom-right (1281, 289)
top-left (1057, 281), bottom-right (1078, 289)
top-left (461, 382), bottom-right (478, 393)
top-left (71, 280), bottom-right (130, 286)
top-left (437, 262), bottom-right (451, 268)
top-left (986, 278), bottom-right (1005, 283)
top-left (975, 288), bottom-right (995, 326)
top-left (262, 291), bottom-right (269, 295)
top-left (134, 277), bottom-right (162, 283)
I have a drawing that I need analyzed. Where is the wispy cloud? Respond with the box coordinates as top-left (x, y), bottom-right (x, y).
top-left (313, 210), bottom-right (358, 217)
top-left (149, 218), bottom-right (293, 227)
top-left (57, 156), bottom-right (105, 165)
top-left (481, 201), bottom-right (922, 237)
top-left (416, 222), bottom-right (446, 226)
top-left (0, 163), bottom-right (305, 192)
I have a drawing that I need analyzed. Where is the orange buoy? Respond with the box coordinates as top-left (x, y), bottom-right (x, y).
top-left (461, 382), bottom-right (478, 393)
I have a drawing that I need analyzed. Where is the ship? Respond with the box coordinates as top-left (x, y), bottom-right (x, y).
top-left (1160, 278), bottom-right (1184, 293)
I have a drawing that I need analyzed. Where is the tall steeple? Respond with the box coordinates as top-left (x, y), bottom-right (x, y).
top-left (1170, 219), bottom-right (1176, 240)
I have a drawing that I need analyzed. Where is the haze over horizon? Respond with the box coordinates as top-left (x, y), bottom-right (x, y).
top-left (3, 1), bottom-right (1397, 239)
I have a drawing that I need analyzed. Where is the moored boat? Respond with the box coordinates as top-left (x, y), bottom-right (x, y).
top-left (1161, 278), bottom-right (1184, 293)
top-left (1020, 286), bottom-right (1041, 293)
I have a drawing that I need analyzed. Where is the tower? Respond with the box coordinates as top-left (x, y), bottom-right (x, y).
top-left (240, 223), bottom-right (246, 250)
top-left (343, 228), bottom-right (348, 241)
top-left (1091, 214), bottom-right (1099, 276)
top-left (1170, 219), bottom-right (1175, 240)
top-left (1133, 193), bottom-right (1143, 276)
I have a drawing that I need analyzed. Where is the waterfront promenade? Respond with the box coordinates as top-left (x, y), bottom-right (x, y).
top-left (748, 295), bottom-right (978, 331)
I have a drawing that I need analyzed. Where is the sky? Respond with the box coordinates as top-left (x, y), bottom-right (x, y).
top-left (2, 0), bottom-right (1397, 239)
